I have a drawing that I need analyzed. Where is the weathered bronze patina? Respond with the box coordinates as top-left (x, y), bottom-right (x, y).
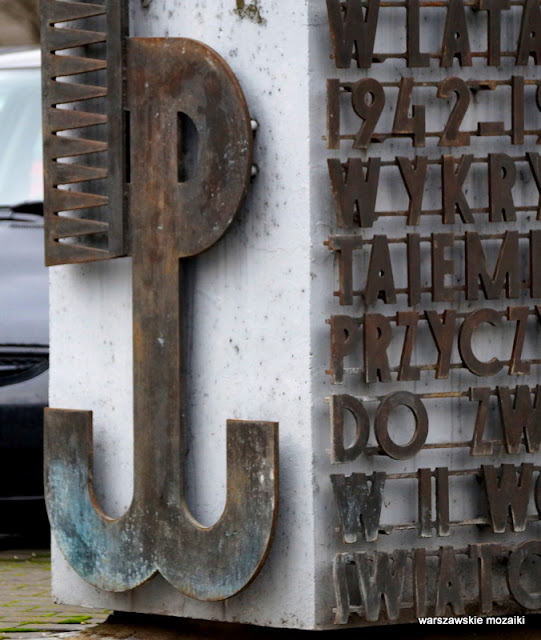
top-left (42, 1), bottom-right (278, 602)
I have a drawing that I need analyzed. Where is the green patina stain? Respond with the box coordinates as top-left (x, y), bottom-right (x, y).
top-left (234, 0), bottom-right (266, 25)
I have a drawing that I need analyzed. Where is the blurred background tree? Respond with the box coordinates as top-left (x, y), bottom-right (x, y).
top-left (0, 0), bottom-right (40, 46)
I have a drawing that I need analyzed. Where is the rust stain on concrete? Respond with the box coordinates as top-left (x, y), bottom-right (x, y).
top-left (234, 0), bottom-right (266, 25)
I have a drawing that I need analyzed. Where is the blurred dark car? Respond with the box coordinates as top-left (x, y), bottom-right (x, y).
top-left (0, 48), bottom-right (49, 538)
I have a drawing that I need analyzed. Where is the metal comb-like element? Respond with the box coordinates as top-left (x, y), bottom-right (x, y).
top-left (41, 0), bottom-right (127, 265)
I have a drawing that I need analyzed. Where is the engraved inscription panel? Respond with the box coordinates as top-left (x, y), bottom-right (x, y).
top-left (323, 0), bottom-right (541, 625)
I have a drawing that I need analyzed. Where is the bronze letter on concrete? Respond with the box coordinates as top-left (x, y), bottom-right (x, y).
top-left (43, 5), bottom-right (278, 602)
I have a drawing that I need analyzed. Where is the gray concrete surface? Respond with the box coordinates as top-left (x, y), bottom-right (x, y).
top-left (0, 548), bottom-right (109, 639)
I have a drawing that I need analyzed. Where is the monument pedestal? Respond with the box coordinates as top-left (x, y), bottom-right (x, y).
top-left (46, 0), bottom-right (541, 630)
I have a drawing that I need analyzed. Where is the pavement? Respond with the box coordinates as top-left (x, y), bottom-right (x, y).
top-left (2, 544), bottom-right (541, 639)
top-left (0, 547), bottom-right (109, 639)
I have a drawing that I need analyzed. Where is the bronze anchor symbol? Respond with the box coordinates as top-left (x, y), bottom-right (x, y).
top-left (45, 38), bottom-right (279, 601)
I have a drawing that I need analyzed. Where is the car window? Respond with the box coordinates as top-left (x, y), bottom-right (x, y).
top-left (0, 68), bottom-right (42, 206)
